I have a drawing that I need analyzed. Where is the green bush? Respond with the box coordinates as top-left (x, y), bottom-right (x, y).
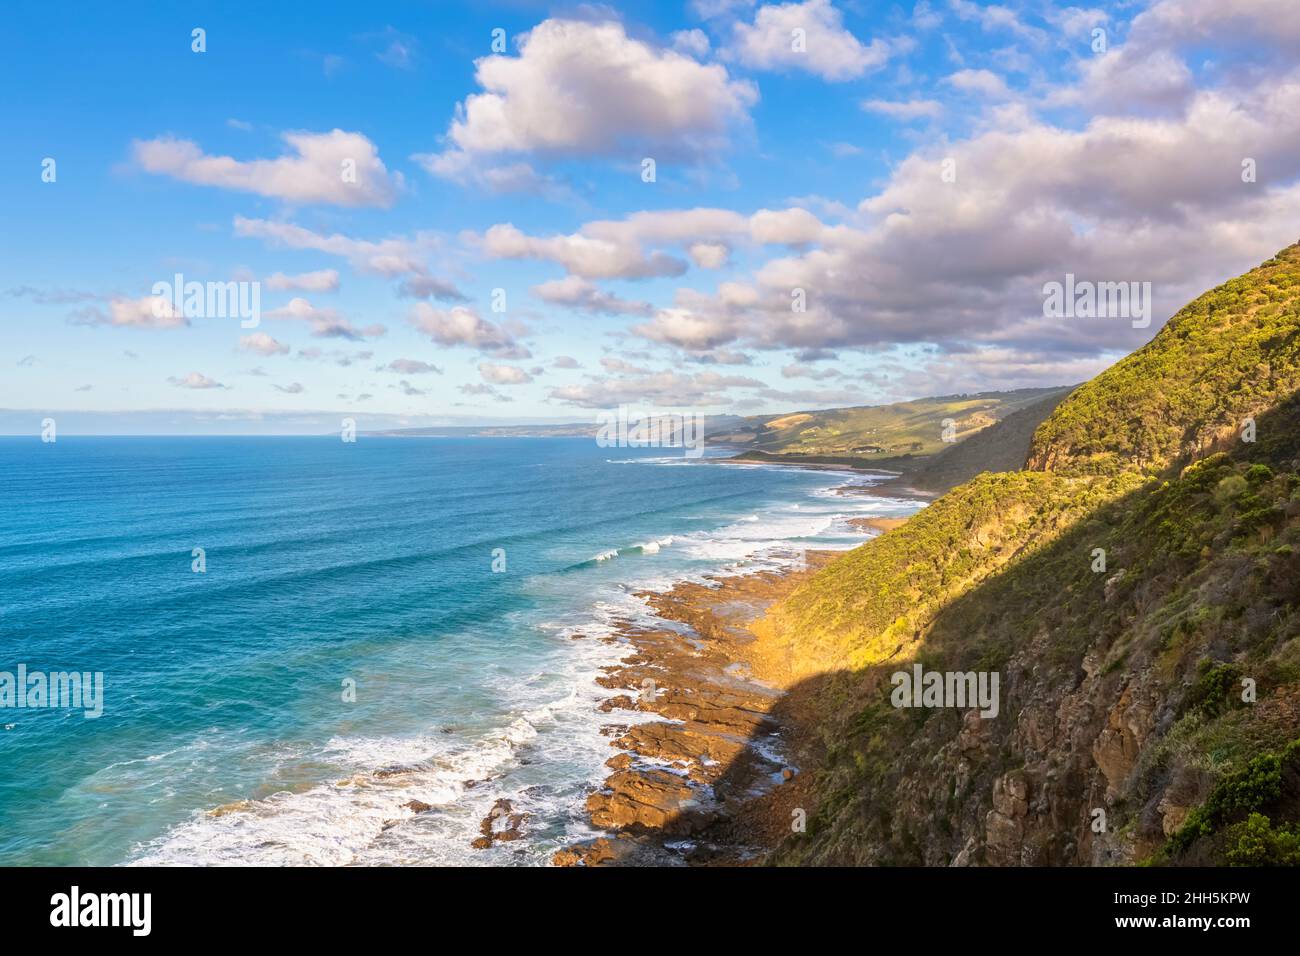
top-left (1223, 813), bottom-right (1300, 866)
top-left (1168, 739), bottom-right (1300, 854)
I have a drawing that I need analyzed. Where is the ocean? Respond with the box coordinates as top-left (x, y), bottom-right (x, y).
top-left (0, 436), bottom-right (916, 865)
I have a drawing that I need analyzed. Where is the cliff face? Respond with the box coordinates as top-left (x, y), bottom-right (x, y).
top-left (761, 243), bottom-right (1300, 866)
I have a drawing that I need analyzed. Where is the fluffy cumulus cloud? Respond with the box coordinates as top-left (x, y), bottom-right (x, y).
top-left (409, 304), bottom-right (530, 359)
top-left (483, 224), bottom-right (687, 280)
top-left (532, 276), bottom-right (653, 316)
top-left (478, 362), bottom-right (533, 385)
top-left (168, 371), bottom-right (226, 389)
top-left (239, 332), bottom-right (290, 355)
top-left (727, 0), bottom-right (892, 81)
top-left (133, 130), bottom-right (402, 207)
top-left (74, 295), bottom-right (188, 329)
top-left (417, 18), bottom-right (756, 189)
top-left (477, 206), bottom-right (833, 283)
top-left (607, 0), bottom-right (1300, 392)
top-left (64, 0), bottom-right (1300, 411)
top-left (688, 242), bottom-right (731, 268)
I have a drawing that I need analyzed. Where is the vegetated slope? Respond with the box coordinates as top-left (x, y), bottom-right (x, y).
top-left (1027, 251), bottom-right (1300, 476)
top-left (759, 243), bottom-right (1300, 866)
top-left (723, 387), bottom-right (1069, 469)
top-left (878, 388), bottom-right (1074, 495)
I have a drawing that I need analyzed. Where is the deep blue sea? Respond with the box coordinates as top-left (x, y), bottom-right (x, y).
top-left (0, 436), bottom-right (915, 865)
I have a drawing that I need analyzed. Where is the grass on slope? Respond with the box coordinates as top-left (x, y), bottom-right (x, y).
top-left (1028, 244), bottom-right (1300, 477)
top-left (760, 242), bottom-right (1300, 866)
top-left (764, 469), bottom-right (1138, 677)
top-left (725, 387), bottom-right (1069, 464)
top-left (880, 388), bottom-right (1073, 494)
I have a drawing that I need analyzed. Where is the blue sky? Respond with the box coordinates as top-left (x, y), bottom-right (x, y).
top-left (3, 0), bottom-right (1298, 433)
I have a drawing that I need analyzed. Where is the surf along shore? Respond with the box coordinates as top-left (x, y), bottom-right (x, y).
top-left (549, 481), bottom-right (924, 866)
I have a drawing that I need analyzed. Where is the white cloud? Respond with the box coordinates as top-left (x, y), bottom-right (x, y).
top-left (385, 359), bottom-right (442, 375)
top-left (109, 295), bottom-right (188, 329)
top-left (1045, 6), bottom-right (1108, 40)
top-left (233, 217), bottom-right (439, 278)
top-left (239, 332), bottom-right (290, 355)
top-left (912, 1), bottom-right (943, 30)
top-left (633, 305), bottom-right (746, 350)
top-left (532, 276), bottom-right (654, 315)
top-left (477, 206), bottom-right (830, 280)
top-left (265, 297), bottom-right (385, 340)
top-left (478, 362), bottom-right (533, 385)
top-left (948, 0), bottom-right (1046, 44)
top-left (69, 294), bottom-right (187, 329)
top-left (748, 207), bottom-right (825, 244)
top-left (264, 269), bottom-right (340, 293)
top-left (482, 224), bottom-right (687, 280)
top-left (688, 242), bottom-right (731, 268)
top-left (671, 29), bottom-right (711, 57)
top-left (628, 64), bottom-right (1300, 376)
top-left (410, 304), bottom-right (529, 358)
top-left (945, 68), bottom-right (1013, 99)
top-left (133, 130), bottom-right (401, 207)
top-left (168, 371), bottom-right (227, 389)
top-left (728, 0), bottom-right (892, 81)
top-left (1131, 0), bottom-right (1300, 47)
top-left (418, 18), bottom-right (756, 188)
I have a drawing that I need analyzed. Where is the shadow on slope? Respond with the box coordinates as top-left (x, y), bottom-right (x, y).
top-left (649, 394), bottom-right (1300, 867)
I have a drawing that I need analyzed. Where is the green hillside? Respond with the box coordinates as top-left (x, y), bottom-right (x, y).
top-left (760, 242), bottom-right (1300, 867)
top-left (723, 387), bottom-right (1070, 469)
top-left (877, 388), bottom-right (1073, 494)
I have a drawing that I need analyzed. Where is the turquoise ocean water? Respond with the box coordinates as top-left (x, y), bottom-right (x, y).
top-left (0, 436), bottom-right (916, 865)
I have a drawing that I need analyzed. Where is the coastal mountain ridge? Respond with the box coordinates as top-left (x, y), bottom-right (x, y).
top-left (752, 241), bottom-right (1300, 866)
top-left (723, 387), bottom-right (1071, 472)
top-left (367, 387), bottom-right (1073, 480)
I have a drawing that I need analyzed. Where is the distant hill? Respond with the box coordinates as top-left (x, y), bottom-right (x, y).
top-left (365, 416), bottom-right (748, 439)
top-left (366, 391), bottom-right (1072, 471)
top-left (725, 387), bottom-right (1070, 471)
top-left (874, 387), bottom-right (1074, 494)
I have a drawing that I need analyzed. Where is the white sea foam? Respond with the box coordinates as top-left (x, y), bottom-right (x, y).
top-left (129, 465), bottom-right (920, 867)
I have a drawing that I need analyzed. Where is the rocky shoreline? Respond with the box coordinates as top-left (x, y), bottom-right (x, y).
top-left (550, 553), bottom-right (842, 866)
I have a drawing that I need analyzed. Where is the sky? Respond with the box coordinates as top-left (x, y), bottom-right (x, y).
top-left (2, 0), bottom-right (1299, 433)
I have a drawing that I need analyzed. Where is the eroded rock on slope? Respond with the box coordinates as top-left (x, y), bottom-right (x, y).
top-left (761, 243), bottom-right (1300, 867)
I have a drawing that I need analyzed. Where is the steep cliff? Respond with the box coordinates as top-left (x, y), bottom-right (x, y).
top-left (760, 243), bottom-right (1300, 866)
